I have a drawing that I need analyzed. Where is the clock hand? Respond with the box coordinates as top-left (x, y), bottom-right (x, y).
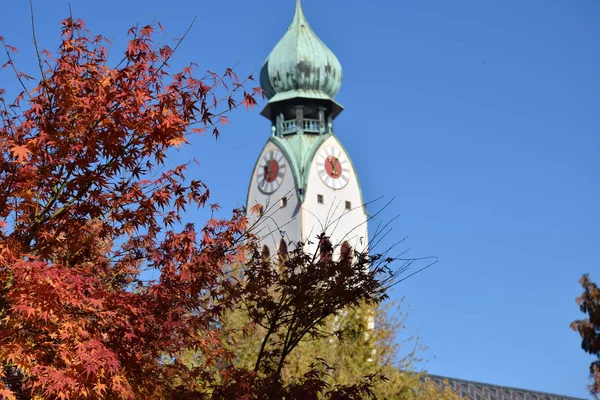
top-left (328, 157), bottom-right (338, 176)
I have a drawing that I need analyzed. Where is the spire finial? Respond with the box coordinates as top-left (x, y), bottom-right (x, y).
top-left (293, 0), bottom-right (306, 26)
top-left (259, 0), bottom-right (343, 106)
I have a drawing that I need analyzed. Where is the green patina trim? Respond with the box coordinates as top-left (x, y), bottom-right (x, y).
top-left (270, 133), bottom-right (329, 203)
top-left (245, 132), bottom-right (328, 206)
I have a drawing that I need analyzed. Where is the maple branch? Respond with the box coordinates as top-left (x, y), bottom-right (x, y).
top-left (112, 17), bottom-right (195, 90)
top-left (245, 264), bottom-right (289, 371)
top-left (0, 39), bottom-right (32, 101)
top-left (0, 165), bottom-right (16, 217)
top-left (275, 305), bottom-right (299, 379)
top-left (150, 16), bottom-right (196, 81)
top-left (33, 164), bottom-right (69, 221)
top-left (254, 321), bottom-right (277, 373)
top-left (186, 74), bottom-right (257, 130)
top-left (29, 0), bottom-right (47, 85)
top-left (381, 259), bottom-right (437, 292)
top-left (0, 87), bottom-right (17, 127)
top-left (26, 139), bottom-right (138, 251)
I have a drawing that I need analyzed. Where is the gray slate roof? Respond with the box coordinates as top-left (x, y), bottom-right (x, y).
top-left (427, 374), bottom-right (587, 400)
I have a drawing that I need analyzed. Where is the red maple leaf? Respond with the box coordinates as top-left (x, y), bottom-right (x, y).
top-left (10, 145), bottom-right (31, 163)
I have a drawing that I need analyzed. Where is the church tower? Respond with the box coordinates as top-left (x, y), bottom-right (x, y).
top-left (247, 0), bottom-right (367, 258)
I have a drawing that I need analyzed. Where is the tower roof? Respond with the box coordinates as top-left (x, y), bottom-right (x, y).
top-left (260, 0), bottom-right (343, 103)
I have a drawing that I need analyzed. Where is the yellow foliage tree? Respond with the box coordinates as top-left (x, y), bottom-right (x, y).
top-left (220, 299), bottom-right (462, 399)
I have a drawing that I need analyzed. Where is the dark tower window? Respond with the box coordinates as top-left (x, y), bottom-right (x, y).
top-left (317, 194), bottom-right (324, 204)
top-left (345, 201), bottom-right (352, 210)
top-left (281, 196), bottom-right (287, 208)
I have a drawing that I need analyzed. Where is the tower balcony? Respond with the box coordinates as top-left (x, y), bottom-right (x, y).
top-left (273, 116), bottom-right (333, 137)
top-left (281, 118), bottom-right (329, 135)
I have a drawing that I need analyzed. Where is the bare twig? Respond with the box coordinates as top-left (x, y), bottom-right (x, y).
top-left (29, 0), bottom-right (47, 84)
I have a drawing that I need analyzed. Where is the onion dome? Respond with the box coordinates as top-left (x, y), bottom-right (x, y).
top-left (260, 0), bottom-right (342, 102)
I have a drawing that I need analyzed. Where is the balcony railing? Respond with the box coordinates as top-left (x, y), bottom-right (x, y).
top-left (278, 118), bottom-right (329, 136)
top-left (303, 119), bottom-right (320, 133)
top-left (282, 120), bottom-right (299, 135)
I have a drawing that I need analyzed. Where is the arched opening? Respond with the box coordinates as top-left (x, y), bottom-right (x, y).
top-left (319, 236), bottom-right (333, 262)
top-left (278, 239), bottom-right (288, 261)
top-left (261, 245), bottom-right (271, 263)
top-left (277, 239), bottom-right (289, 273)
top-left (340, 241), bottom-right (353, 264)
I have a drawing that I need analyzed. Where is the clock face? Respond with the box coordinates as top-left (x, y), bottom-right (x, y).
top-left (316, 146), bottom-right (350, 189)
top-left (257, 149), bottom-right (286, 193)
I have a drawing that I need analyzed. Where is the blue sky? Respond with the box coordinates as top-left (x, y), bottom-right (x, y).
top-left (1, 0), bottom-right (598, 398)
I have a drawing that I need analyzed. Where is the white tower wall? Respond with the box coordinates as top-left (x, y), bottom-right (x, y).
top-left (301, 136), bottom-right (367, 256)
top-left (246, 141), bottom-right (302, 255)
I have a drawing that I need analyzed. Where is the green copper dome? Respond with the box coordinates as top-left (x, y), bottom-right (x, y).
top-left (260, 0), bottom-right (343, 101)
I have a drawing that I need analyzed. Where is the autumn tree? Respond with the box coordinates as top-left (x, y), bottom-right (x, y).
top-left (0, 16), bottom-right (261, 399)
top-left (0, 13), bottom-right (416, 400)
top-left (572, 274), bottom-right (600, 399)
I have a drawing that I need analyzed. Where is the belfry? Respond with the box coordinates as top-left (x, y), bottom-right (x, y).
top-left (247, 0), bottom-right (367, 257)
